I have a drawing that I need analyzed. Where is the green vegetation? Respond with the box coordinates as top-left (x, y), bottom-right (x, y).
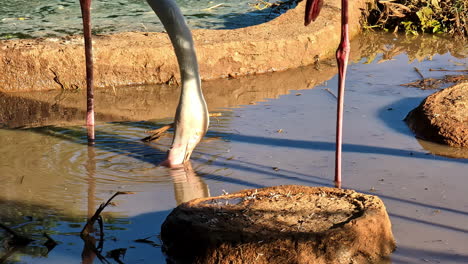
top-left (365, 0), bottom-right (467, 38)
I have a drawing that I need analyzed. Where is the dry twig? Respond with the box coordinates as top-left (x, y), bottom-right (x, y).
top-left (80, 191), bottom-right (134, 238)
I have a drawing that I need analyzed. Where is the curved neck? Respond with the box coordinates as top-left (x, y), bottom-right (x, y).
top-left (146, 0), bottom-right (201, 95)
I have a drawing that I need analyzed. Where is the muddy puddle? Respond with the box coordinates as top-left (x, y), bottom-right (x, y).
top-left (1, 32), bottom-right (467, 263)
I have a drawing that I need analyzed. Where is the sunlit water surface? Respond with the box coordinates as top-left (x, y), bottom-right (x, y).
top-left (0, 0), bottom-right (292, 39)
top-left (1, 33), bottom-right (467, 263)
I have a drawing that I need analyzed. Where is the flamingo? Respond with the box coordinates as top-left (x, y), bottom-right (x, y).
top-left (78, 0), bottom-right (349, 185)
top-left (146, 0), bottom-right (209, 168)
top-left (78, 0), bottom-right (209, 166)
top-left (305, 0), bottom-right (349, 187)
top-left (78, 0), bottom-right (95, 146)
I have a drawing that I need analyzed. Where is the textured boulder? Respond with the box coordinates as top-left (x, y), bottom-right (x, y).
top-left (405, 82), bottom-right (468, 148)
top-left (161, 185), bottom-right (396, 264)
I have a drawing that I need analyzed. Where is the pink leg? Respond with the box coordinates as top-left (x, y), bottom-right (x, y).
top-left (79, 0), bottom-right (95, 145)
top-left (335, 0), bottom-right (350, 188)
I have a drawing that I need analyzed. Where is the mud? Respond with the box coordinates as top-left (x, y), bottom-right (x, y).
top-left (0, 0), bottom-right (369, 93)
top-left (417, 138), bottom-right (468, 159)
top-left (405, 82), bottom-right (468, 148)
top-left (161, 185), bottom-right (395, 264)
top-left (4, 31), bottom-right (465, 129)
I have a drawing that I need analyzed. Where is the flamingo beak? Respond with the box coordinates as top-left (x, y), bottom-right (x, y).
top-left (160, 144), bottom-right (192, 168)
top-left (304, 0), bottom-right (324, 26)
top-left (160, 150), bottom-right (180, 168)
top-left (160, 110), bottom-right (209, 168)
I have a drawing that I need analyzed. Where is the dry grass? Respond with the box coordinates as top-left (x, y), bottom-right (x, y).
top-left (365, 0), bottom-right (467, 38)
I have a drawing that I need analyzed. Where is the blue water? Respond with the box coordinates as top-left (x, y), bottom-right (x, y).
top-left (0, 0), bottom-right (294, 39)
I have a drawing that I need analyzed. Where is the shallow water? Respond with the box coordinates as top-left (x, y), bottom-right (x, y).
top-left (1, 32), bottom-right (468, 263)
top-left (0, 0), bottom-right (292, 39)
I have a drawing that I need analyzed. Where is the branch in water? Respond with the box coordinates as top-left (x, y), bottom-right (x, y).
top-left (80, 191), bottom-right (134, 238)
top-left (0, 223), bottom-right (34, 247)
top-left (141, 113), bottom-right (222, 142)
top-left (142, 124), bottom-right (174, 142)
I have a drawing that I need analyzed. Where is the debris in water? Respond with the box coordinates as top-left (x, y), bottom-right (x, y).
top-left (201, 3), bottom-right (224, 11)
top-left (142, 124), bottom-right (173, 142)
top-left (400, 74), bottom-right (467, 90)
top-left (322, 88), bottom-right (337, 99)
top-left (134, 236), bottom-right (161, 247)
top-left (414, 67), bottom-right (425, 79)
top-left (0, 223), bottom-right (34, 248)
top-left (43, 233), bottom-right (58, 253)
top-left (429, 68), bottom-right (468, 73)
top-left (106, 248), bottom-right (127, 264)
top-left (80, 191), bottom-right (134, 238)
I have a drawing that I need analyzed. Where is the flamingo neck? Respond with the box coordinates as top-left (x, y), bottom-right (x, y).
top-left (146, 0), bottom-right (202, 97)
top-left (147, 0), bottom-right (208, 166)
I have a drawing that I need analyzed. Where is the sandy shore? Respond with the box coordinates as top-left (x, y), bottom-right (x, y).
top-left (0, 0), bottom-right (368, 92)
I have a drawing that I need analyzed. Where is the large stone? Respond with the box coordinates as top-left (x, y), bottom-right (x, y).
top-left (405, 82), bottom-right (468, 148)
top-left (161, 185), bottom-right (396, 264)
top-left (0, 0), bottom-right (369, 92)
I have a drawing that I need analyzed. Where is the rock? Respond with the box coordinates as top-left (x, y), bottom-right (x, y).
top-left (405, 82), bottom-right (468, 148)
top-left (161, 185), bottom-right (396, 264)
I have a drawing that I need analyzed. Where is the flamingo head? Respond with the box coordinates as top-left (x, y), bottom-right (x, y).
top-left (160, 94), bottom-right (209, 168)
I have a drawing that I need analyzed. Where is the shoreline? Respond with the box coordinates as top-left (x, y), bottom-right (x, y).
top-left (0, 0), bottom-right (368, 93)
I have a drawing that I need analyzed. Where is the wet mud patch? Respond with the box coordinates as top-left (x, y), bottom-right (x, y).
top-left (417, 138), bottom-right (468, 159)
top-left (405, 82), bottom-right (468, 148)
top-left (400, 70), bottom-right (467, 90)
top-left (161, 185), bottom-right (395, 264)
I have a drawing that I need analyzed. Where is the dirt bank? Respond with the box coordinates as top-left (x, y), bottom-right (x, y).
top-left (0, 0), bottom-right (368, 93)
top-left (0, 57), bottom-right (339, 128)
top-left (405, 82), bottom-right (468, 148)
top-left (1, 32), bottom-right (464, 129)
top-left (161, 185), bottom-right (395, 264)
